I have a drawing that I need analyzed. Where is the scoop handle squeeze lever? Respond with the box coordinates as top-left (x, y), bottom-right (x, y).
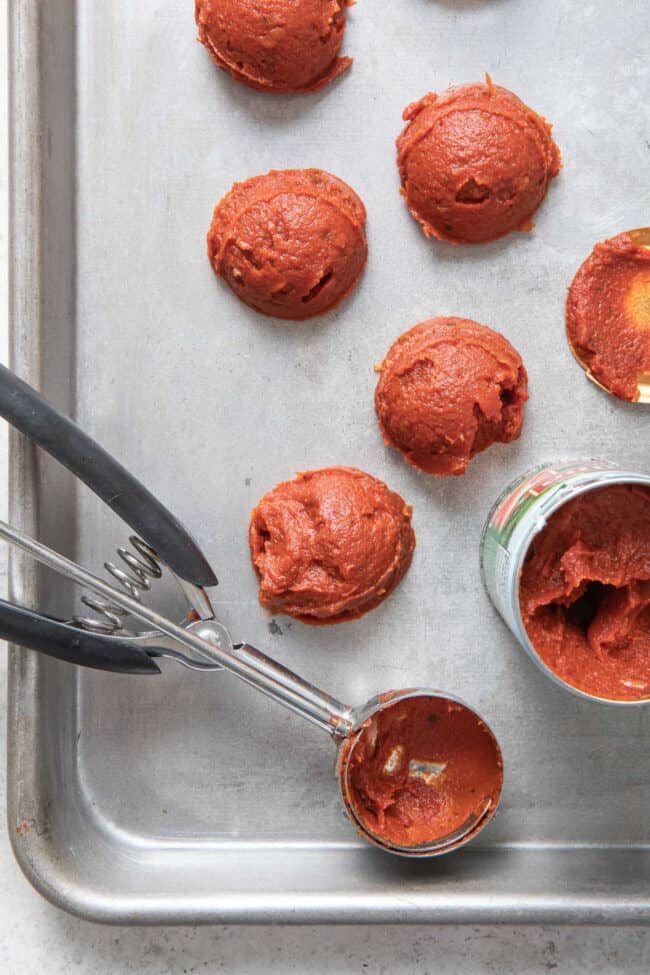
top-left (0, 363), bottom-right (217, 588)
top-left (0, 520), bottom-right (503, 857)
top-left (0, 517), bottom-right (356, 735)
top-left (0, 599), bottom-right (161, 674)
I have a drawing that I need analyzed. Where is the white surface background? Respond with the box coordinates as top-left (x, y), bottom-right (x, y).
top-left (0, 4), bottom-right (649, 972)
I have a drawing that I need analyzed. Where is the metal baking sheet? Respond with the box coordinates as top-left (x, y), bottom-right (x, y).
top-left (8, 0), bottom-right (650, 923)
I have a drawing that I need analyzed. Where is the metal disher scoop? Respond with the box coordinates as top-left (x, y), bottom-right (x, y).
top-left (0, 364), bottom-right (503, 857)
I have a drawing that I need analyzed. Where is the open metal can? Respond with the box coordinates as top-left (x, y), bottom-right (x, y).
top-left (480, 460), bottom-right (650, 706)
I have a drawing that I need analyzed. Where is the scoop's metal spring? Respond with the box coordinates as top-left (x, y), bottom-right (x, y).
top-left (72, 536), bottom-right (162, 635)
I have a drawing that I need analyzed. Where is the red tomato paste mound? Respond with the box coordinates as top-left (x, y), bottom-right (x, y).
top-left (375, 317), bottom-right (528, 476)
top-left (566, 232), bottom-right (650, 402)
top-left (343, 695), bottom-right (503, 849)
top-left (249, 467), bottom-right (415, 624)
top-left (520, 484), bottom-right (650, 701)
top-left (396, 78), bottom-right (561, 244)
top-left (208, 169), bottom-right (367, 320)
top-left (195, 0), bottom-right (353, 93)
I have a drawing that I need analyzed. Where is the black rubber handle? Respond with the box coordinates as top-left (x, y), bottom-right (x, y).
top-left (0, 363), bottom-right (217, 587)
top-left (0, 599), bottom-right (161, 674)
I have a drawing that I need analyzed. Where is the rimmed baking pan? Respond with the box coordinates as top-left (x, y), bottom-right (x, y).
top-left (8, 0), bottom-right (650, 923)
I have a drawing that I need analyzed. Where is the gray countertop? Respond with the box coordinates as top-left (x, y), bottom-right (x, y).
top-left (0, 3), bottom-right (648, 970)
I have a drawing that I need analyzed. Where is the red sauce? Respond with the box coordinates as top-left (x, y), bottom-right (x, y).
top-left (249, 467), bottom-right (415, 624)
top-left (195, 0), bottom-right (353, 94)
top-left (566, 232), bottom-right (650, 402)
top-left (375, 317), bottom-right (528, 476)
top-left (207, 169), bottom-right (367, 320)
top-left (520, 485), bottom-right (650, 701)
top-left (342, 696), bottom-right (503, 849)
top-left (396, 79), bottom-right (561, 244)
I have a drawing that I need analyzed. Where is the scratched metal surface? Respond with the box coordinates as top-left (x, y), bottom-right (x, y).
top-left (8, 0), bottom-right (650, 922)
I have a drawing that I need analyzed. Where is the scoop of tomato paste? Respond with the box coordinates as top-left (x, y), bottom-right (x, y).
top-left (195, 0), bottom-right (353, 93)
top-left (375, 317), bottom-right (528, 476)
top-left (396, 79), bottom-right (561, 244)
top-left (249, 467), bottom-right (415, 624)
top-left (208, 169), bottom-right (367, 320)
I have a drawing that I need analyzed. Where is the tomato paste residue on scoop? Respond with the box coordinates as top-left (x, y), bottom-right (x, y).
top-left (343, 695), bottom-right (503, 849)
